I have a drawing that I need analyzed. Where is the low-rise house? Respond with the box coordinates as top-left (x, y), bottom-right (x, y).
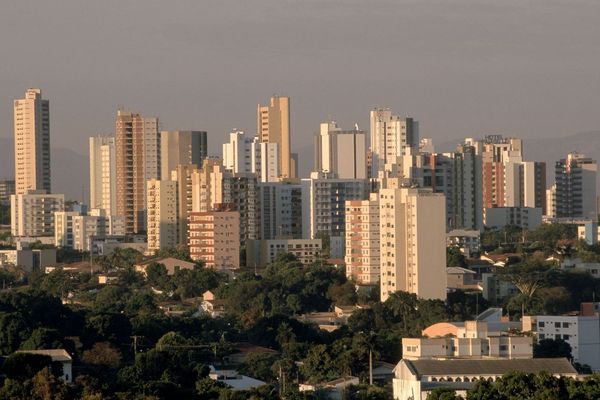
top-left (200, 290), bottom-right (226, 317)
top-left (393, 358), bottom-right (577, 400)
top-left (208, 366), bottom-right (267, 391)
top-left (246, 238), bottom-right (322, 268)
top-left (297, 305), bottom-right (360, 332)
top-left (16, 349), bottom-right (73, 383)
top-left (98, 272), bottom-right (120, 285)
top-left (135, 257), bottom-right (196, 276)
top-left (446, 267), bottom-right (480, 291)
top-left (447, 230), bottom-right (481, 258)
top-left (226, 343), bottom-right (279, 365)
top-left (299, 376), bottom-right (360, 399)
top-left (0, 247), bottom-right (56, 271)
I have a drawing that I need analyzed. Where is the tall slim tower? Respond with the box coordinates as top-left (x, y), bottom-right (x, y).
top-left (14, 88), bottom-right (51, 195)
top-left (257, 96), bottom-right (292, 178)
top-left (115, 110), bottom-right (160, 234)
top-left (89, 136), bottom-right (116, 214)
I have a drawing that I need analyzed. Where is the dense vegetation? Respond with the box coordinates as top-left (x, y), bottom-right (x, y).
top-left (0, 220), bottom-right (598, 398)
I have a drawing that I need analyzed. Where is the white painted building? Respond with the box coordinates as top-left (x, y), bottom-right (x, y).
top-left (11, 190), bottom-right (64, 239)
top-left (89, 136), bottom-right (116, 214)
top-left (529, 303), bottom-right (600, 371)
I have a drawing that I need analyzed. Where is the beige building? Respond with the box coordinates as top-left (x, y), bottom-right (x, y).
top-left (160, 130), bottom-right (207, 180)
top-left (403, 321), bottom-right (532, 360)
top-left (257, 96), bottom-right (293, 178)
top-left (89, 136), bottom-right (116, 214)
top-left (369, 108), bottom-right (418, 175)
top-left (191, 159), bottom-right (228, 213)
top-left (314, 121), bottom-right (367, 179)
top-left (115, 110), bottom-right (160, 234)
top-left (0, 180), bottom-right (16, 204)
top-left (146, 179), bottom-right (178, 254)
top-left (14, 88), bottom-right (51, 195)
top-left (171, 164), bottom-right (199, 245)
top-left (188, 208), bottom-right (240, 269)
top-left (11, 191), bottom-right (64, 239)
top-left (345, 193), bottom-right (380, 286)
top-left (379, 187), bottom-right (446, 301)
top-left (246, 238), bottom-right (322, 268)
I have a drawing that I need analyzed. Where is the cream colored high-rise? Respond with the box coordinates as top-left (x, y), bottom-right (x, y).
top-left (14, 89), bottom-right (51, 195)
top-left (379, 187), bottom-right (446, 302)
top-left (345, 193), bottom-right (380, 286)
top-left (146, 179), bottom-right (178, 253)
top-left (370, 108), bottom-right (418, 176)
top-left (171, 164), bottom-right (198, 245)
top-left (257, 96), bottom-right (293, 178)
top-left (191, 159), bottom-right (228, 213)
top-left (89, 136), bottom-right (116, 214)
top-left (115, 110), bottom-right (160, 234)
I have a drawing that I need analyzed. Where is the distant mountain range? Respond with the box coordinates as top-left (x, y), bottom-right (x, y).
top-left (0, 131), bottom-right (598, 201)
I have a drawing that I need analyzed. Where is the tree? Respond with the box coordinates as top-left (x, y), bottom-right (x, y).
top-left (533, 338), bottom-right (572, 360)
top-left (447, 246), bottom-right (467, 268)
top-left (497, 259), bottom-right (554, 315)
top-left (82, 342), bottom-right (122, 368)
top-left (145, 262), bottom-right (170, 289)
top-left (427, 388), bottom-right (462, 400)
top-left (19, 328), bottom-right (63, 350)
top-left (2, 353), bottom-right (53, 380)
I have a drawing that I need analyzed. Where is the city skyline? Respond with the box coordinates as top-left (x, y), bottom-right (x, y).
top-left (1, 1), bottom-right (600, 167)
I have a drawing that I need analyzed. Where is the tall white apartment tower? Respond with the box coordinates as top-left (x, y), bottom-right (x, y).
top-left (89, 136), bottom-right (116, 214)
top-left (370, 109), bottom-right (418, 176)
top-left (379, 187), bottom-right (446, 302)
top-left (14, 88), bottom-right (51, 195)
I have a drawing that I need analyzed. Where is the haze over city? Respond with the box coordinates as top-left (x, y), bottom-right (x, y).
top-left (2, 0), bottom-right (600, 160)
top-left (4, 2), bottom-right (600, 399)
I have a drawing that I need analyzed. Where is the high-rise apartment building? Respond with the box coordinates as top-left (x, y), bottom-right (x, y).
top-left (258, 182), bottom-right (303, 240)
top-left (191, 159), bottom-right (228, 213)
top-left (11, 191), bottom-right (64, 238)
top-left (480, 135), bottom-right (523, 209)
top-left (223, 174), bottom-right (260, 243)
top-left (115, 110), bottom-right (160, 233)
top-left (0, 180), bottom-right (16, 204)
top-left (555, 153), bottom-right (598, 220)
top-left (345, 193), bottom-right (380, 286)
top-left (314, 121), bottom-right (367, 179)
top-left (370, 108), bottom-right (419, 175)
top-left (14, 89), bottom-right (51, 195)
top-left (301, 172), bottom-right (370, 258)
top-left (146, 179), bottom-right (178, 254)
top-left (55, 211), bottom-right (82, 248)
top-left (223, 131), bottom-right (280, 182)
top-left (89, 136), bottom-right (116, 214)
top-left (379, 187), bottom-right (446, 302)
top-left (188, 207), bottom-right (240, 269)
top-left (171, 164), bottom-right (199, 245)
top-left (257, 96), bottom-right (293, 178)
top-left (160, 130), bottom-right (207, 180)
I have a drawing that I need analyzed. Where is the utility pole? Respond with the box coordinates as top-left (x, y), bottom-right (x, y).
top-left (369, 347), bottom-right (373, 385)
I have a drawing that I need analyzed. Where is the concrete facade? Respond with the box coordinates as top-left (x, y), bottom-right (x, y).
top-left (14, 89), bottom-right (51, 195)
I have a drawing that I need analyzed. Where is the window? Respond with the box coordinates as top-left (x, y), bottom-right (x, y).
top-left (562, 322), bottom-right (570, 328)
top-left (538, 321), bottom-right (545, 328)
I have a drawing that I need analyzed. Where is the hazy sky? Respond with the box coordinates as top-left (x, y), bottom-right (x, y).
top-left (1, 0), bottom-right (600, 165)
